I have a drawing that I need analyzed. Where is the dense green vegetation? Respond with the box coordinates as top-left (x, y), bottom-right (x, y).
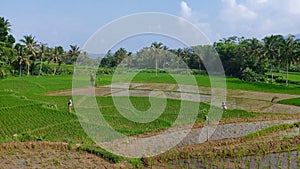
top-left (1, 16), bottom-right (300, 88)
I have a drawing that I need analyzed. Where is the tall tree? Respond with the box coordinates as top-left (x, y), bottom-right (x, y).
top-left (214, 37), bottom-right (241, 77)
top-left (48, 46), bottom-right (64, 75)
top-left (0, 17), bottom-right (11, 42)
top-left (280, 35), bottom-right (299, 86)
top-left (68, 45), bottom-right (80, 72)
top-left (114, 47), bottom-right (127, 66)
top-left (37, 43), bottom-right (48, 76)
top-left (20, 35), bottom-right (38, 75)
top-left (15, 44), bottom-right (28, 77)
top-left (68, 45), bottom-right (80, 64)
top-left (151, 42), bottom-right (164, 76)
top-left (262, 35), bottom-right (281, 83)
top-left (175, 48), bottom-right (183, 69)
top-left (239, 38), bottom-right (266, 75)
top-left (0, 17), bottom-right (15, 74)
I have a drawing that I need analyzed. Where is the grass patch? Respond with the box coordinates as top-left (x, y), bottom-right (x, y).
top-left (244, 122), bottom-right (300, 139)
top-left (78, 145), bottom-right (142, 167)
top-left (282, 134), bottom-right (300, 140)
top-left (101, 72), bottom-right (300, 94)
top-left (222, 109), bottom-right (256, 119)
top-left (278, 97), bottom-right (300, 106)
top-left (272, 72), bottom-right (300, 83)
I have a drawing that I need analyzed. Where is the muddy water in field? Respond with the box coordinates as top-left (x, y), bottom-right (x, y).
top-left (48, 82), bottom-right (300, 114)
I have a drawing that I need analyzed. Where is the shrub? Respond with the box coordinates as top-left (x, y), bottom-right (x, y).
top-left (240, 67), bottom-right (265, 82)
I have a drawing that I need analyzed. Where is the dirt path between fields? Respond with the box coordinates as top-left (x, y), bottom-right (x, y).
top-left (47, 82), bottom-right (300, 114)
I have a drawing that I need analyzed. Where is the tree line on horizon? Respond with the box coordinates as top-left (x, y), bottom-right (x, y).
top-left (0, 17), bottom-right (300, 86)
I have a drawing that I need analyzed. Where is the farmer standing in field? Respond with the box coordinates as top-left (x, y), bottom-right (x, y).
top-left (90, 74), bottom-right (95, 87)
top-left (68, 98), bottom-right (72, 112)
top-left (221, 101), bottom-right (227, 113)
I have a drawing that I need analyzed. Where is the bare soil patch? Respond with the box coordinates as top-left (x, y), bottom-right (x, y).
top-left (0, 142), bottom-right (132, 169)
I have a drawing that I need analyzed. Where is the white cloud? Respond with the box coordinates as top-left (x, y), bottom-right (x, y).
top-left (178, 1), bottom-right (214, 42)
top-left (180, 1), bottom-right (192, 18)
top-left (220, 0), bottom-right (257, 23)
top-left (216, 0), bottom-right (300, 40)
top-left (175, 0), bottom-right (300, 42)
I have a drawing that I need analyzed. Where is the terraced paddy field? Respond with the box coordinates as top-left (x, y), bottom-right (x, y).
top-left (1, 74), bottom-right (300, 168)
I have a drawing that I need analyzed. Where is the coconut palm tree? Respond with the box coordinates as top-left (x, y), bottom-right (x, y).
top-left (240, 38), bottom-right (265, 74)
top-left (37, 43), bottom-right (48, 76)
top-left (151, 42), bottom-right (164, 76)
top-left (0, 17), bottom-right (11, 42)
top-left (280, 35), bottom-right (299, 86)
top-left (48, 46), bottom-right (64, 75)
top-left (1, 17), bottom-right (11, 32)
top-left (263, 35), bottom-right (281, 83)
top-left (15, 44), bottom-right (28, 77)
top-left (68, 45), bottom-right (80, 73)
top-left (20, 35), bottom-right (38, 75)
top-left (68, 45), bottom-right (80, 66)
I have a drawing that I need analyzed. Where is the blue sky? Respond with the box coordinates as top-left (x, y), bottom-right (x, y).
top-left (1, 0), bottom-right (300, 52)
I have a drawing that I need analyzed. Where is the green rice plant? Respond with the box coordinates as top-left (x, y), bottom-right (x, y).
top-left (209, 151), bottom-right (215, 159)
top-left (222, 149), bottom-right (227, 158)
top-left (278, 97), bottom-right (300, 106)
top-left (179, 160), bottom-right (184, 168)
top-left (234, 160), bottom-right (239, 169)
top-left (297, 145), bottom-right (300, 168)
top-left (230, 149), bottom-right (234, 157)
top-left (204, 157), bottom-right (208, 167)
top-left (237, 151), bottom-right (243, 162)
top-left (215, 156), bottom-right (220, 167)
top-left (146, 157), bottom-right (154, 168)
top-left (268, 156), bottom-right (272, 169)
top-left (257, 155), bottom-right (262, 169)
top-left (171, 150), bottom-right (175, 160)
top-left (187, 154), bottom-right (191, 164)
top-left (245, 156), bottom-right (251, 169)
top-left (163, 153), bottom-right (169, 163)
top-left (210, 162), bottom-right (214, 169)
top-left (77, 145), bottom-right (123, 163)
top-left (277, 155), bottom-right (282, 169)
top-left (288, 151), bottom-right (291, 169)
top-left (26, 159), bottom-right (31, 166)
